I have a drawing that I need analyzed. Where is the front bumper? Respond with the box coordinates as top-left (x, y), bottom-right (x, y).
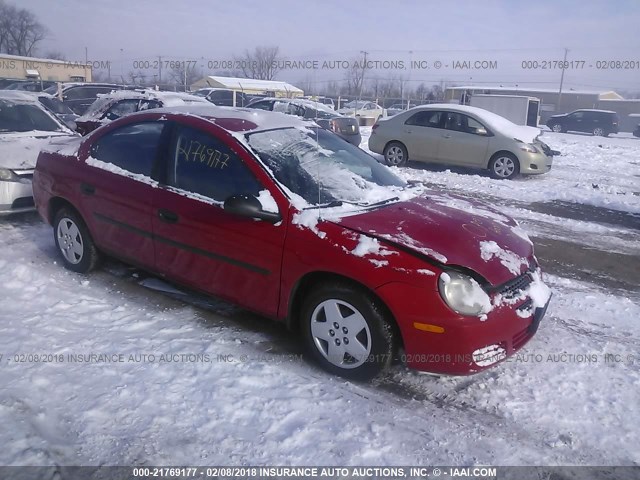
top-left (0, 174), bottom-right (35, 215)
top-left (517, 151), bottom-right (553, 175)
top-left (376, 277), bottom-right (551, 375)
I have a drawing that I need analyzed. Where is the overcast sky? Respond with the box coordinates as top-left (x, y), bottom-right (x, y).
top-left (18, 0), bottom-right (640, 92)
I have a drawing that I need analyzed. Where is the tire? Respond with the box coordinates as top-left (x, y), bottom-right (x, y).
top-left (489, 152), bottom-right (520, 180)
top-left (593, 127), bottom-right (606, 136)
top-left (383, 141), bottom-right (408, 167)
top-left (53, 208), bottom-right (99, 273)
top-left (551, 123), bottom-right (564, 133)
top-left (301, 282), bottom-right (395, 381)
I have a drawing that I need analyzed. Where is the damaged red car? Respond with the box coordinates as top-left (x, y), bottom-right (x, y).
top-left (33, 105), bottom-right (551, 380)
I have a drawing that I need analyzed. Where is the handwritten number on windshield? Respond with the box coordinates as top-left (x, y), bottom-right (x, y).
top-left (177, 139), bottom-right (230, 169)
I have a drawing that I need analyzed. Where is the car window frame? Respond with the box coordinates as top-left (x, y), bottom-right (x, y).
top-left (88, 120), bottom-right (169, 178)
top-left (163, 122), bottom-right (266, 204)
top-left (404, 110), bottom-right (444, 128)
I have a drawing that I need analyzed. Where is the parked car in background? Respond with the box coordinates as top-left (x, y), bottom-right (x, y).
top-left (246, 97), bottom-right (361, 146)
top-left (0, 91), bottom-right (77, 214)
top-left (546, 109), bottom-right (619, 136)
top-left (43, 83), bottom-right (128, 115)
top-left (386, 103), bottom-right (415, 116)
top-left (192, 88), bottom-right (251, 107)
top-left (74, 89), bottom-right (209, 135)
top-left (4, 80), bottom-right (58, 92)
top-left (304, 96), bottom-right (335, 110)
top-left (36, 93), bottom-right (80, 130)
top-left (369, 104), bottom-right (556, 179)
top-left (338, 100), bottom-right (386, 122)
top-left (33, 105), bottom-right (551, 380)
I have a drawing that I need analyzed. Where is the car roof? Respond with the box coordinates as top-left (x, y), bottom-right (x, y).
top-left (247, 96), bottom-right (337, 113)
top-left (572, 109), bottom-right (617, 114)
top-left (58, 82), bottom-right (125, 90)
top-left (141, 104), bottom-right (310, 133)
top-left (0, 90), bottom-right (42, 103)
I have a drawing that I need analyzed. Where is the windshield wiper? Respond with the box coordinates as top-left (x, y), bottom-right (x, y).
top-left (365, 196), bottom-right (399, 207)
top-left (304, 196), bottom-right (400, 210)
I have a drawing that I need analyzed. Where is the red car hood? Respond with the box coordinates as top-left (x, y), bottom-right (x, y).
top-left (333, 194), bottom-right (533, 286)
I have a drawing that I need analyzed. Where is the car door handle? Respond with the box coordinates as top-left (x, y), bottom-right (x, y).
top-left (80, 183), bottom-right (95, 195)
top-left (158, 209), bottom-right (179, 224)
top-left (442, 134), bottom-right (451, 138)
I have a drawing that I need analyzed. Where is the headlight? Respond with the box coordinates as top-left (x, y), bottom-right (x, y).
top-left (438, 271), bottom-right (492, 316)
top-left (519, 143), bottom-right (540, 154)
top-left (0, 168), bottom-right (19, 182)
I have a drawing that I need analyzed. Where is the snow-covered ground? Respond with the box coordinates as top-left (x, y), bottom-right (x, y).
top-left (0, 129), bottom-right (639, 468)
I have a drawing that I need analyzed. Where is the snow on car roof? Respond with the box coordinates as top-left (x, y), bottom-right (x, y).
top-left (249, 96), bottom-right (338, 114)
top-left (147, 104), bottom-right (311, 133)
top-left (414, 103), bottom-right (541, 143)
top-left (0, 90), bottom-right (43, 104)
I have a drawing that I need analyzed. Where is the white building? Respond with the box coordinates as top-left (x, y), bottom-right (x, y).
top-left (190, 75), bottom-right (303, 97)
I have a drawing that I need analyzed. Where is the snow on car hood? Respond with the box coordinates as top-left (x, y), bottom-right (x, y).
top-left (0, 131), bottom-right (77, 170)
top-left (331, 194), bottom-right (534, 285)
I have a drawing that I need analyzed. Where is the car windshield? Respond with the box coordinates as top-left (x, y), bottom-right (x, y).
top-left (246, 127), bottom-right (406, 206)
top-left (0, 100), bottom-right (63, 132)
top-left (38, 96), bottom-right (74, 115)
top-left (192, 90), bottom-right (209, 97)
top-left (82, 97), bottom-right (116, 117)
top-left (43, 85), bottom-right (58, 95)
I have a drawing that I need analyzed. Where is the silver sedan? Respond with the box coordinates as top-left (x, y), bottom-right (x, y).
top-left (368, 104), bottom-right (554, 179)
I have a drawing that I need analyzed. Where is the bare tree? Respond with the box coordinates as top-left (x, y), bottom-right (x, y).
top-left (44, 50), bottom-right (66, 60)
top-left (234, 46), bottom-right (281, 80)
top-left (0, 1), bottom-right (46, 56)
top-left (168, 63), bottom-right (202, 91)
top-left (344, 55), bottom-right (368, 96)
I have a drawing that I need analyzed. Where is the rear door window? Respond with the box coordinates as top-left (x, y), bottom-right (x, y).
top-left (405, 110), bottom-right (443, 128)
top-left (90, 122), bottom-right (165, 176)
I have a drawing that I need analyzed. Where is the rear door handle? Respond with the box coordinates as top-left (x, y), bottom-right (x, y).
top-left (442, 134), bottom-right (451, 138)
top-left (158, 209), bottom-right (179, 224)
top-left (80, 183), bottom-right (95, 195)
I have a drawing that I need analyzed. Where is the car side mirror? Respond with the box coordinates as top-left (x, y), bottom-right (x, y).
top-left (475, 127), bottom-right (488, 136)
top-left (223, 194), bottom-right (281, 224)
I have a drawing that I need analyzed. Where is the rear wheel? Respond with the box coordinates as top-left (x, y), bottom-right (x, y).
top-left (490, 152), bottom-right (520, 180)
top-left (53, 208), bottom-right (99, 273)
top-left (551, 123), bottom-right (564, 133)
top-left (383, 141), bottom-right (408, 167)
top-left (301, 283), bottom-right (395, 381)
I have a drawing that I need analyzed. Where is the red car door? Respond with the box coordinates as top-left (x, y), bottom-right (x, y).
top-left (151, 120), bottom-right (288, 318)
top-left (79, 121), bottom-right (167, 268)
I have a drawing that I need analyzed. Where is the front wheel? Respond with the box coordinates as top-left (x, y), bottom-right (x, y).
top-left (53, 208), bottom-right (99, 273)
top-left (383, 141), bottom-right (408, 167)
top-left (490, 153), bottom-right (520, 180)
top-left (301, 283), bottom-right (395, 381)
top-left (593, 127), bottom-right (606, 136)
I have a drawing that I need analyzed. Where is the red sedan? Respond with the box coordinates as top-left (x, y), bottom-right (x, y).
top-left (33, 105), bottom-right (551, 380)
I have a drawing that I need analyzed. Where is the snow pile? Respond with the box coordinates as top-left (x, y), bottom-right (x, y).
top-left (480, 240), bottom-right (529, 275)
top-left (351, 235), bottom-right (381, 257)
top-left (257, 189), bottom-right (278, 213)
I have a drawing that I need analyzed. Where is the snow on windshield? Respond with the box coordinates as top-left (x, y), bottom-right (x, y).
top-left (246, 127), bottom-right (406, 207)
